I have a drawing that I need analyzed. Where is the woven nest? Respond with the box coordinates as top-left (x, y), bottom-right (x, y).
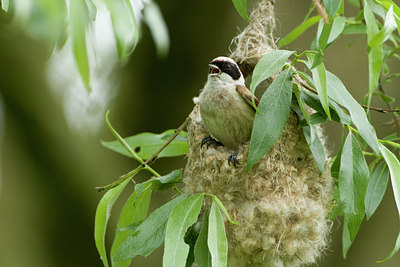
top-left (183, 1), bottom-right (333, 266)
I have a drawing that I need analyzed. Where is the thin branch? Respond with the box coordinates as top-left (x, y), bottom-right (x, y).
top-left (312, 0), bottom-right (329, 24)
top-left (95, 115), bottom-right (192, 191)
top-left (378, 80), bottom-right (400, 131)
top-left (141, 115), bottom-right (191, 167)
top-left (361, 104), bottom-right (400, 113)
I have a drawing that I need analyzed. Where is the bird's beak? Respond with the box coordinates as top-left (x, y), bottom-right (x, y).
top-left (208, 64), bottom-right (221, 75)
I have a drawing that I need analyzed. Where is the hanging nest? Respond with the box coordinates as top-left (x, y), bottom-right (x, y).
top-left (183, 1), bottom-right (333, 266)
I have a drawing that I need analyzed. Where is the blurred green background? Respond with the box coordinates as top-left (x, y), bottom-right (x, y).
top-left (1, 0), bottom-right (400, 266)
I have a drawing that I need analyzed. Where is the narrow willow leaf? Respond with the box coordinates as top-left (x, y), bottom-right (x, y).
top-left (232, 0), bottom-right (249, 21)
top-left (103, 0), bottom-right (139, 58)
top-left (380, 145), bottom-right (400, 214)
top-left (308, 56), bottom-right (331, 119)
top-left (1, 0), bottom-right (9, 11)
top-left (375, 0), bottom-right (400, 36)
top-left (328, 16), bottom-right (346, 44)
top-left (279, 16), bottom-right (321, 47)
top-left (364, 1), bottom-right (383, 108)
top-left (317, 19), bottom-right (333, 51)
top-left (326, 71), bottom-right (380, 154)
top-left (95, 179), bottom-right (131, 267)
top-left (342, 220), bottom-right (352, 258)
top-left (194, 211), bottom-right (212, 267)
top-left (378, 228), bottom-right (400, 263)
top-left (343, 24), bottom-right (366, 35)
top-left (299, 87), bottom-right (351, 124)
top-left (111, 187), bottom-right (152, 267)
top-left (322, 0), bottom-right (343, 17)
top-left (247, 70), bottom-right (293, 172)
top-left (102, 129), bottom-right (188, 159)
top-left (303, 126), bottom-right (326, 174)
top-left (365, 162), bottom-right (389, 220)
top-left (368, 5), bottom-right (396, 49)
top-left (143, 1), bottom-right (170, 58)
top-left (114, 194), bottom-right (187, 261)
top-left (329, 185), bottom-right (343, 219)
top-left (339, 133), bottom-right (369, 241)
top-left (331, 130), bottom-right (346, 182)
top-left (208, 202), bottom-right (228, 267)
top-left (134, 169), bottom-right (183, 198)
top-left (163, 194), bottom-right (204, 267)
top-left (70, 0), bottom-right (91, 92)
top-left (250, 50), bottom-right (293, 94)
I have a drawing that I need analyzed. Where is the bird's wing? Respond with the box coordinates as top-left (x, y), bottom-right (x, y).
top-left (236, 85), bottom-right (259, 108)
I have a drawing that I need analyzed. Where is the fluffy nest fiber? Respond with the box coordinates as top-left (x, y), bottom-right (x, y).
top-left (183, 1), bottom-right (333, 266)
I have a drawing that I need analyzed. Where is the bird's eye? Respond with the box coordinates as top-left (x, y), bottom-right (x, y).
top-left (226, 65), bottom-right (231, 69)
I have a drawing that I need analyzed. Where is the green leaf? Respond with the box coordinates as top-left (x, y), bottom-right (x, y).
top-left (247, 70), bottom-right (293, 172)
top-left (143, 1), bottom-right (170, 58)
top-left (308, 55), bottom-right (331, 119)
top-left (1, 0), bottom-right (9, 12)
top-left (368, 5), bottom-right (397, 49)
top-left (322, 0), bottom-right (343, 17)
top-left (329, 185), bottom-right (343, 219)
top-left (339, 133), bottom-right (369, 241)
top-left (111, 186), bottom-right (152, 267)
top-left (365, 162), bottom-right (389, 220)
top-left (298, 84), bottom-right (351, 124)
top-left (95, 179), bottom-right (131, 267)
top-left (103, 0), bottom-right (139, 58)
top-left (317, 19), bottom-right (333, 51)
top-left (163, 194), bottom-right (204, 267)
top-left (331, 130), bottom-right (346, 182)
top-left (364, 0), bottom-right (384, 108)
top-left (303, 125), bottom-right (326, 174)
top-left (70, 0), bottom-right (91, 92)
top-left (375, 0), bottom-right (400, 36)
top-left (279, 16), bottom-right (321, 47)
top-left (102, 129), bottom-right (188, 159)
top-left (326, 71), bottom-right (380, 155)
top-left (194, 211), bottom-right (212, 267)
top-left (328, 16), bottom-right (346, 44)
top-left (250, 50), bottom-right (293, 94)
top-left (374, 90), bottom-right (395, 103)
top-left (383, 133), bottom-right (400, 142)
top-left (114, 194), bottom-right (188, 261)
top-left (232, 0), bottom-right (249, 21)
top-left (134, 169), bottom-right (183, 199)
top-left (343, 24), bottom-right (366, 35)
top-left (208, 202), bottom-right (228, 267)
top-left (380, 144), bottom-right (400, 214)
top-left (342, 220), bottom-right (352, 258)
top-left (378, 229), bottom-right (400, 263)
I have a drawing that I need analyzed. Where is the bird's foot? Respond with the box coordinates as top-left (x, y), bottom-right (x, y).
top-left (201, 136), bottom-right (223, 148)
top-left (228, 151), bottom-right (239, 167)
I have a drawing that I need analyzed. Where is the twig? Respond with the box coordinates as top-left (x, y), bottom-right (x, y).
top-left (141, 115), bottom-right (192, 167)
top-left (378, 80), bottom-right (400, 131)
top-left (361, 104), bottom-right (400, 113)
top-left (95, 115), bottom-right (192, 191)
top-left (312, 0), bottom-right (329, 24)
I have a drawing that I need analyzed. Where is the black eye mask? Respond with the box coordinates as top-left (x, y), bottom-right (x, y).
top-left (210, 60), bottom-right (241, 80)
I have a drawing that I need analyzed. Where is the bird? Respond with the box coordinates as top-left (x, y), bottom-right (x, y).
top-left (199, 56), bottom-right (259, 167)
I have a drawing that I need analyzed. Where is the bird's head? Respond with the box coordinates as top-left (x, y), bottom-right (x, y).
top-left (208, 56), bottom-right (244, 85)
